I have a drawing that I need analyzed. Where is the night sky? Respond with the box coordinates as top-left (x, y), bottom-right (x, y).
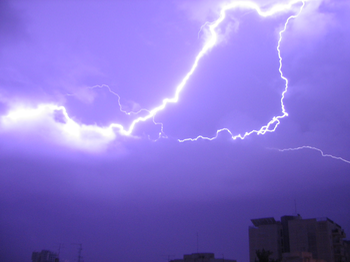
top-left (0, 1), bottom-right (349, 262)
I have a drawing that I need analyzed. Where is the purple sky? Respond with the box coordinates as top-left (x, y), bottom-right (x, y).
top-left (0, 0), bottom-right (350, 261)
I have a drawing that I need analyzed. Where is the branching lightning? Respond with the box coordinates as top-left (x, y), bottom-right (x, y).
top-left (178, 0), bottom-right (305, 142)
top-left (111, 0), bottom-right (305, 140)
top-left (274, 146), bottom-right (350, 164)
top-left (90, 84), bottom-right (150, 116)
top-left (2, 0), bottom-right (329, 154)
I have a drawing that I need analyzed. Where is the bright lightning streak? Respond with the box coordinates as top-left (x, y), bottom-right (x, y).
top-left (0, 0), bottom-right (308, 150)
top-left (113, 0), bottom-right (307, 139)
top-left (274, 146), bottom-right (350, 164)
top-left (179, 0), bottom-right (305, 142)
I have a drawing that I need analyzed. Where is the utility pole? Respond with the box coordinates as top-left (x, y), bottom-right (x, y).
top-left (71, 243), bottom-right (83, 262)
top-left (57, 243), bottom-right (64, 258)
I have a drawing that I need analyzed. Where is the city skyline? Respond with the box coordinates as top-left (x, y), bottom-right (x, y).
top-left (29, 214), bottom-right (350, 262)
top-left (249, 215), bottom-right (349, 262)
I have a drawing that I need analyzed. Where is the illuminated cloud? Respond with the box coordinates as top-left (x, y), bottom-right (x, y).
top-left (282, 0), bottom-right (337, 48)
top-left (1, 0), bottom-right (347, 159)
top-left (0, 0), bottom-right (308, 152)
top-left (0, 103), bottom-right (117, 152)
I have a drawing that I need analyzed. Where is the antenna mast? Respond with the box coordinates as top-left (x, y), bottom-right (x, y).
top-left (71, 243), bottom-right (83, 262)
top-left (77, 243), bottom-right (82, 262)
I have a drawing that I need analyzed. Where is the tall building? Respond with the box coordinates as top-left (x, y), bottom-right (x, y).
top-left (31, 250), bottom-right (59, 262)
top-left (170, 253), bottom-right (236, 262)
top-left (249, 215), bottom-right (349, 262)
top-left (249, 217), bottom-right (284, 262)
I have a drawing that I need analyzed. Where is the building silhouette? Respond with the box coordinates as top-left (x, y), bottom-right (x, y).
top-left (249, 215), bottom-right (349, 262)
top-left (170, 253), bottom-right (236, 262)
top-left (282, 251), bottom-right (327, 262)
top-left (31, 250), bottom-right (59, 262)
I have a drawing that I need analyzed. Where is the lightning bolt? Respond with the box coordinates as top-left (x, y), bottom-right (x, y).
top-left (273, 146), bottom-right (350, 164)
top-left (88, 84), bottom-right (166, 140)
top-left (178, 0), bottom-right (305, 142)
top-left (1, 0), bottom-right (308, 149)
top-left (119, 0), bottom-right (306, 140)
top-left (89, 84), bottom-right (150, 116)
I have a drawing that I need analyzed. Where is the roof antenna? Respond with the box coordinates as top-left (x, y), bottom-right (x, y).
top-left (57, 243), bottom-right (64, 258)
top-left (71, 243), bottom-right (83, 262)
